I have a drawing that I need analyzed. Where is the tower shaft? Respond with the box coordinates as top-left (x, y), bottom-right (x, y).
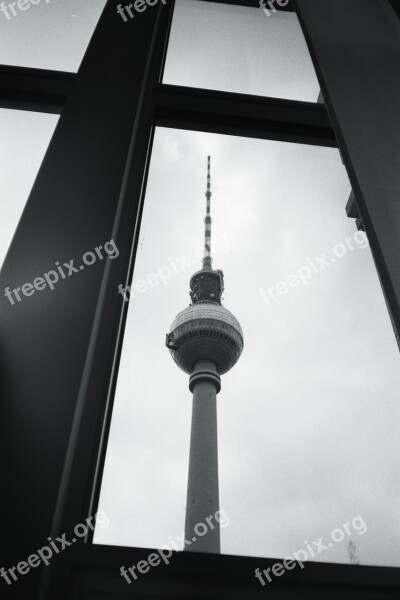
top-left (184, 360), bottom-right (221, 552)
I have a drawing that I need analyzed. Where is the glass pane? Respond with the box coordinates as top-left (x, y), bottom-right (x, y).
top-left (0, 109), bottom-right (58, 270)
top-left (95, 127), bottom-right (400, 569)
top-left (0, 0), bottom-right (107, 72)
top-left (163, 0), bottom-right (320, 102)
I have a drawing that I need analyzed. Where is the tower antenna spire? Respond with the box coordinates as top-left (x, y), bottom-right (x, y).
top-left (203, 155), bottom-right (212, 268)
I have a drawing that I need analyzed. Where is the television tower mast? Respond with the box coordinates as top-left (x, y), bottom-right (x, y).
top-left (166, 156), bottom-right (243, 553)
top-left (348, 539), bottom-right (360, 565)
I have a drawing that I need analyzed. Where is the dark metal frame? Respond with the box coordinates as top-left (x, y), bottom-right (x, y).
top-left (1, 0), bottom-right (400, 598)
top-left (0, 65), bottom-right (73, 114)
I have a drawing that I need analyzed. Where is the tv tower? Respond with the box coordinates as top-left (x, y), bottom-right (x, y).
top-left (348, 539), bottom-right (360, 565)
top-left (166, 156), bottom-right (244, 553)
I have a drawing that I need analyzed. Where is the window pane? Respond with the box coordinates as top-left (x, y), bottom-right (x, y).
top-left (0, 0), bottom-right (107, 72)
top-left (95, 127), bottom-right (400, 568)
top-left (0, 109), bottom-right (58, 269)
top-left (163, 0), bottom-right (320, 102)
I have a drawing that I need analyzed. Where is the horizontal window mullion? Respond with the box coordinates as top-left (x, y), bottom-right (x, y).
top-left (0, 65), bottom-right (74, 114)
top-left (154, 83), bottom-right (336, 146)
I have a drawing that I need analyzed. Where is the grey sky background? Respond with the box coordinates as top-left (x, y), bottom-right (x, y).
top-left (0, 0), bottom-right (106, 72)
top-left (164, 0), bottom-right (320, 102)
top-left (1, 0), bottom-right (399, 569)
top-left (94, 126), bottom-right (400, 567)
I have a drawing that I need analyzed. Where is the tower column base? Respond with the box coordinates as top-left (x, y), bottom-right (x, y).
top-left (184, 360), bottom-right (221, 553)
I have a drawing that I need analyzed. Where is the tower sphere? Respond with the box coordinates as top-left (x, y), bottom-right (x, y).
top-left (167, 302), bottom-right (243, 375)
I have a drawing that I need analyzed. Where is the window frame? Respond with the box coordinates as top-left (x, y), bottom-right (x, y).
top-left (1, 0), bottom-right (399, 598)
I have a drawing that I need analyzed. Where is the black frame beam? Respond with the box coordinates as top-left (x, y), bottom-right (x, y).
top-left (0, 65), bottom-right (74, 114)
top-left (198, 0), bottom-right (294, 9)
top-left (0, 71), bottom-right (334, 146)
top-left (295, 0), bottom-right (400, 363)
top-left (156, 84), bottom-right (336, 146)
top-left (65, 543), bottom-right (400, 599)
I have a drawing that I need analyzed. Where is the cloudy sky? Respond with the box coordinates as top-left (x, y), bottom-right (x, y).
top-left (1, 0), bottom-right (399, 569)
top-left (164, 0), bottom-right (320, 101)
top-left (94, 126), bottom-right (400, 568)
top-left (0, 0), bottom-right (106, 72)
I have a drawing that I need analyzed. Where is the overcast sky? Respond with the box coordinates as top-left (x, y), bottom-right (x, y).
top-left (0, 0), bottom-right (106, 72)
top-left (164, 0), bottom-right (320, 101)
top-left (94, 126), bottom-right (400, 567)
top-left (1, 0), bottom-right (399, 569)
